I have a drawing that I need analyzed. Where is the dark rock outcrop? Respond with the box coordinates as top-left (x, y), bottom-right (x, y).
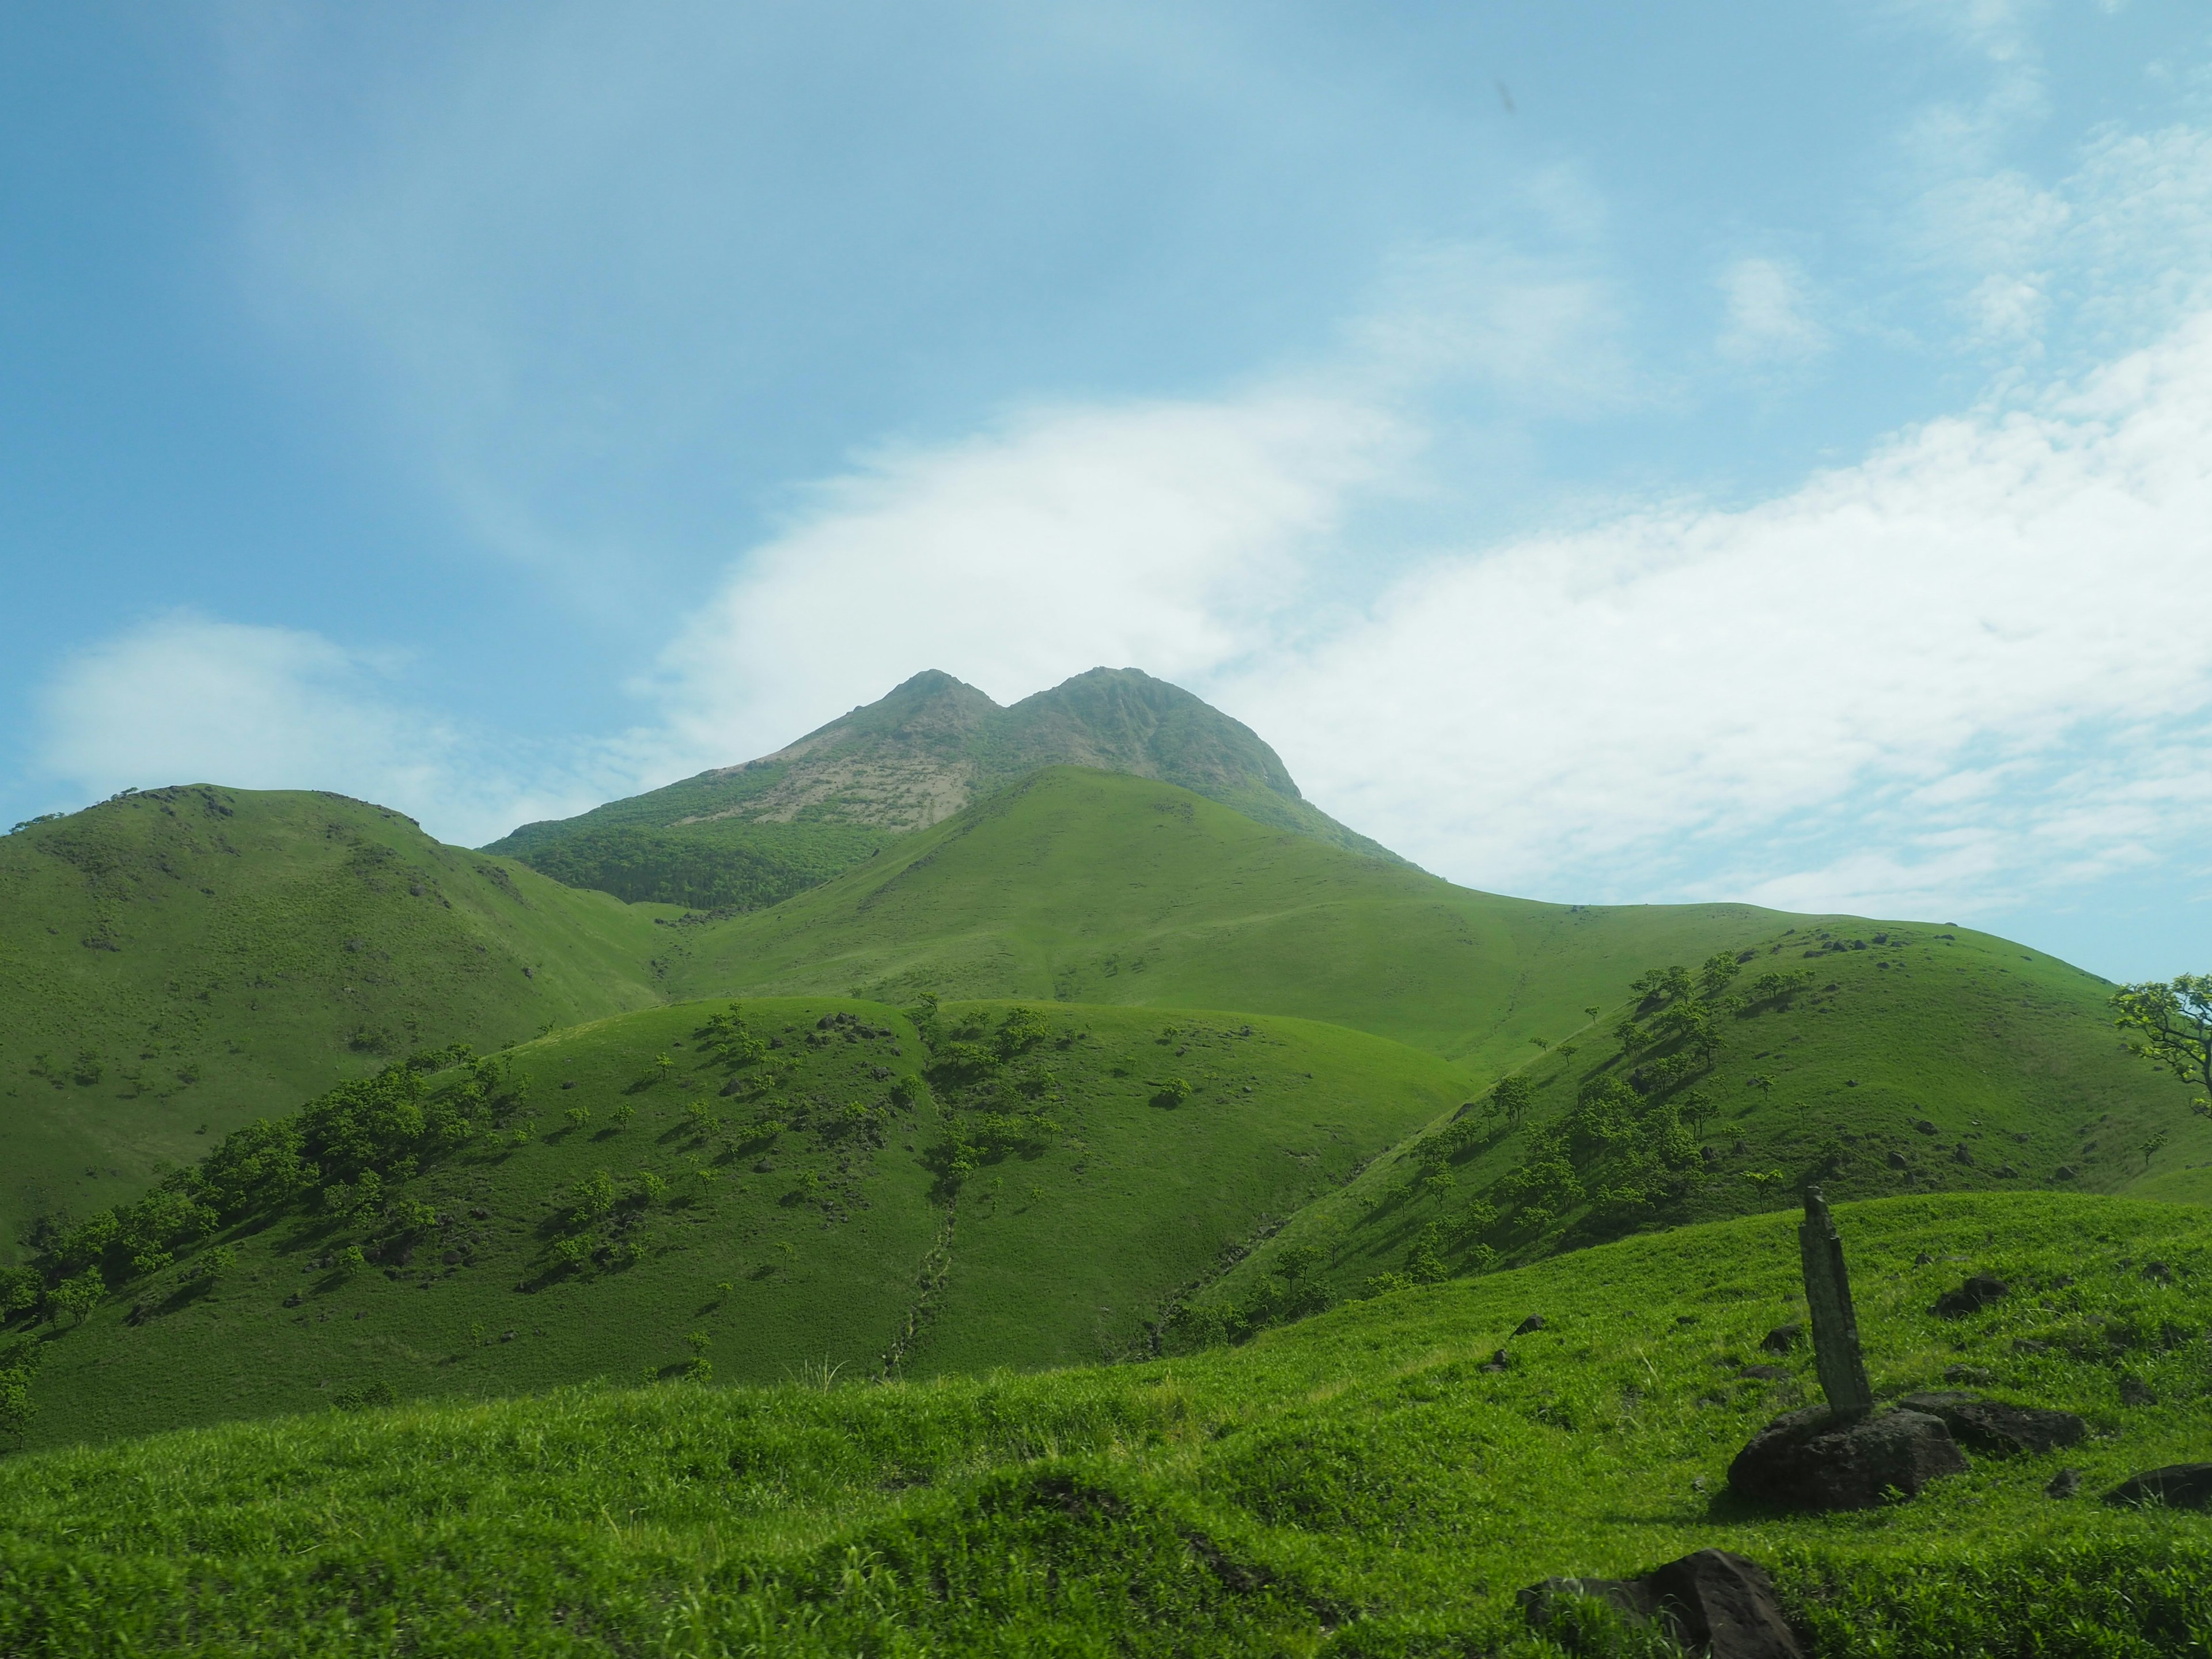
top-left (1933, 1274), bottom-right (2009, 1317)
top-left (2106, 1465), bottom-right (2212, 1510)
top-left (1728, 1407), bottom-right (1968, 1511)
top-left (1893, 1391), bottom-right (2086, 1455)
top-left (1520, 1548), bottom-right (1801, 1658)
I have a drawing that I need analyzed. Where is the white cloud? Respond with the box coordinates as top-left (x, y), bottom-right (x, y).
top-left (32, 614), bottom-right (609, 846)
top-left (641, 387), bottom-right (1411, 772)
top-left (1230, 309), bottom-right (2212, 914)
top-left (1715, 257), bottom-right (1828, 366)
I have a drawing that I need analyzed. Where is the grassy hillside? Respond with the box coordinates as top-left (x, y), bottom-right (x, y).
top-left (0, 787), bottom-right (672, 1261)
top-left (2, 1192), bottom-right (2206, 1656)
top-left (1190, 923), bottom-right (2210, 1335)
top-left (488, 668), bottom-right (1396, 911)
top-left (662, 767), bottom-right (1991, 1074)
top-left (4, 997), bottom-right (1468, 1450)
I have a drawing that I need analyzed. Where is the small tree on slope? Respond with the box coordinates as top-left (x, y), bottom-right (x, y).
top-left (2113, 974), bottom-right (2212, 1113)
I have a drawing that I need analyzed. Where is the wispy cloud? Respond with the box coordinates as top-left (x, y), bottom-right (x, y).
top-left (1715, 257), bottom-right (1827, 367)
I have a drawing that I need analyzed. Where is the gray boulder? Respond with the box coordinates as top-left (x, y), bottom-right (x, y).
top-left (1728, 1407), bottom-right (1968, 1511)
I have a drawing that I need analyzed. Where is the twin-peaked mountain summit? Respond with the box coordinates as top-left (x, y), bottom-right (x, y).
top-left (486, 666), bottom-right (1396, 912)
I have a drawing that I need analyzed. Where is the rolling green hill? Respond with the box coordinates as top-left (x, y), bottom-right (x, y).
top-left (3, 1191), bottom-right (2207, 1656)
top-left (3, 996), bottom-right (1469, 1451)
top-left (0, 787), bottom-right (672, 1259)
top-left (661, 766), bottom-right (1865, 1070)
top-left (486, 667), bottom-right (1398, 912)
top-left (1190, 921), bottom-right (2212, 1336)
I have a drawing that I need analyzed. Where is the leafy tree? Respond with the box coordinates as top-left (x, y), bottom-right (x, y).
top-left (574, 1170), bottom-right (618, 1224)
top-left (1631, 965), bottom-right (1694, 1003)
top-left (2141, 1130), bottom-right (2169, 1171)
top-left (1404, 1223), bottom-right (1449, 1285)
top-left (0, 1339), bottom-right (43, 1439)
top-left (1272, 1242), bottom-right (1323, 1283)
top-left (2112, 975), bottom-right (2212, 1110)
top-left (1490, 1073), bottom-right (1533, 1128)
top-left (1152, 1077), bottom-right (1192, 1108)
top-left (1698, 951), bottom-right (1743, 996)
top-left (50, 1268), bottom-right (103, 1327)
top-left (0, 1265), bottom-right (40, 1320)
top-left (996, 1007), bottom-right (1051, 1059)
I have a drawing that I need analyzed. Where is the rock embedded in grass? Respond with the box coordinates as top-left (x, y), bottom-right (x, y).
top-left (1760, 1321), bottom-right (1803, 1354)
top-left (2105, 1464), bottom-right (2212, 1510)
top-left (1933, 1274), bottom-right (2009, 1317)
top-left (1728, 1406), bottom-right (1968, 1511)
top-left (1520, 1548), bottom-right (1801, 1659)
top-left (1893, 1392), bottom-right (2086, 1455)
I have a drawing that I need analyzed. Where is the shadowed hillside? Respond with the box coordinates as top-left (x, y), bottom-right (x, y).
top-left (4, 996), bottom-right (1467, 1450)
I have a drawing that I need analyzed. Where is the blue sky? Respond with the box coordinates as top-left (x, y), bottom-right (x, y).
top-left (3, 2), bottom-right (2210, 981)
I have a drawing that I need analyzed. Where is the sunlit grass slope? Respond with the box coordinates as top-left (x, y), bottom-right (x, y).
top-left (0, 787), bottom-right (671, 1255)
top-left (2, 1192), bottom-right (2206, 1657)
top-left (12, 998), bottom-right (1466, 1450)
top-left (661, 767), bottom-right (1788, 1069)
top-left (1198, 921), bottom-right (2211, 1326)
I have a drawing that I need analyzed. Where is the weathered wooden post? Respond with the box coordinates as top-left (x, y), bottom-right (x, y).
top-left (1797, 1185), bottom-right (1873, 1416)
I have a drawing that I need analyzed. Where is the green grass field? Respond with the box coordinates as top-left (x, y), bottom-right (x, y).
top-left (5, 997), bottom-right (1472, 1451)
top-left (0, 788), bottom-right (673, 1257)
top-left (2, 1191), bottom-right (2205, 1656)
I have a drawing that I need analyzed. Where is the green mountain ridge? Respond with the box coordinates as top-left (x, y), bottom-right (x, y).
top-left (486, 667), bottom-right (1399, 912)
top-left (0, 786), bottom-right (673, 1253)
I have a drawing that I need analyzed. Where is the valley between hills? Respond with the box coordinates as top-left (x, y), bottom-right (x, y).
top-left (2, 665), bottom-right (2207, 1656)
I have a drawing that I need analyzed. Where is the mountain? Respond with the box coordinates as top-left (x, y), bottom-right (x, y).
top-left (7, 1190), bottom-right (2207, 1656)
top-left (484, 668), bottom-right (1399, 911)
top-left (0, 787), bottom-right (671, 1252)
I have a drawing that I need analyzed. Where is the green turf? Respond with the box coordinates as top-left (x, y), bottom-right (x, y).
top-left (0, 787), bottom-right (673, 1259)
top-left (2, 1191), bottom-right (2206, 1656)
top-left (1192, 922), bottom-right (2211, 1330)
top-left (4, 997), bottom-right (1470, 1450)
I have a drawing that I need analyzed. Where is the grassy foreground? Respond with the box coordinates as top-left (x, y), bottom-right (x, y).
top-left (3, 1191), bottom-right (2207, 1657)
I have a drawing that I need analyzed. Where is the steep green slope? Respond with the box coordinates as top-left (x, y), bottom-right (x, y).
top-left (488, 668), bottom-right (1395, 911)
top-left (662, 767), bottom-right (1816, 1070)
top-left (1195, 922), bottom-right (2210, 1330)
top-left (5, 997), bottom-right (1466, 1450)
top-left (3, 1192), bottom-right (2207, 1657)
top-left (0, 787), bottom-right (671, 1257)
